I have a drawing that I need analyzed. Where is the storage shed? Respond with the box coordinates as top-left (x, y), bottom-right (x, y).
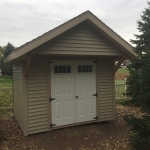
top-left (4, 11), bottom-right (137, 136)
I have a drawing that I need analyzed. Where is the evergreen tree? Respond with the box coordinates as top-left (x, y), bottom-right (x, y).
top-left (0, 46), bottom-right (4, 70)
top-left (3, 42), bottom-right (15, 58)
top-left (124, 2), bottom-right (150, 150)
top-left (1, 43), bottom-right (15, 75)
top-left (0, 46), bottom-right (4, 56)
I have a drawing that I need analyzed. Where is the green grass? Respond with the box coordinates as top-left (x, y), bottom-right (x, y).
top-left (0, 76), bottom-right (12, 87)
top-left (0, 76), bottom-right (12, 107)
top-left (0, 90), bottom-right (12, 107)
top-left (117, 68), bottom-right (129, 74)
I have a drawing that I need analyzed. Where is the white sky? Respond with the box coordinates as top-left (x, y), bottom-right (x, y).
top-left (0, 0), bottom-right (148, 47)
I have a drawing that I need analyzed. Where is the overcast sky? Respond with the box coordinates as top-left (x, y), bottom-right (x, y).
top-left (0, 0), bottom-right (148, 47)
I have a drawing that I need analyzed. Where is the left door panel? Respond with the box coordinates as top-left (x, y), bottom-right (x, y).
top-left (51, 61), bottom-right (75, 127)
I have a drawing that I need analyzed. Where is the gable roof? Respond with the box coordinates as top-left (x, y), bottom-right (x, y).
top-left (4, 10), bottom-right (137, 63)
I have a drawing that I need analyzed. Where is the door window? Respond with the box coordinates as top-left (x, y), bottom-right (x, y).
top-left (78, 65), bottom-right (92, 73)
top-left (54, 66), bottom-right (71, 73)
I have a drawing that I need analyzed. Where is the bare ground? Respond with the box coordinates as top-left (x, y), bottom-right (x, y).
top-left (0, 105), bottom-right (142, 150)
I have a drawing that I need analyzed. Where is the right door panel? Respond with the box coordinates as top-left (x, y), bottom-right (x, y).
top-left (75, 61), bottom-right (96, 123)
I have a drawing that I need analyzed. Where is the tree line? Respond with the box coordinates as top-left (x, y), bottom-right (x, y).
top-left (0, 43), bottom-right (15, 76)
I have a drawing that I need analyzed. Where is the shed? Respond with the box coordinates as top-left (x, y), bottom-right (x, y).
top-left (4, 11), bottom-right (137, 136)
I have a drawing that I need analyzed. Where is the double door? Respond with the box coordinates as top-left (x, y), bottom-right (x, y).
top-left (51, 60), bottom-right (96, 127)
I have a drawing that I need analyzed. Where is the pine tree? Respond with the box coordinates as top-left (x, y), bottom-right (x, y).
top-left (0, 46), bottom-right (4, 70)
top-left (1, 43), bottom-right (15, 75)
top-left (124, 2), bottom-right (150, 150)
top-left (3, 42), bottom-right (15, 58)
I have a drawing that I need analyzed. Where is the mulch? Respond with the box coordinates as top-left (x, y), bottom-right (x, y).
top-left (0, 105), bottom-right (141, 150)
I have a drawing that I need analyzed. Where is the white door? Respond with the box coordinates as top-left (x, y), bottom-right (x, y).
top-left (75, 61), bottom-right (96, 123)
top-left (51, 60), bottom-right (96, 127)
top-left (51, 61), bottom-right (75, 127)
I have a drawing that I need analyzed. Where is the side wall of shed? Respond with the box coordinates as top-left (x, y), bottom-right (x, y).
top-left (97, 57), bottom-right (115, 121)
top-left (13, 62), bottom-right (24, 132)
top-left (26, 57), bottom-right (48, 135)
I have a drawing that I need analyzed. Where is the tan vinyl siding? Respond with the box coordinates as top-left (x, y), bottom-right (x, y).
top-left (27, 57), bottom-right (48, 135)
top-left (97, 58), bottom-right (114, 121)
top-left (33, 23), bottom-right (124, 56)
top-left (13, 63), bottom-right (24, 131)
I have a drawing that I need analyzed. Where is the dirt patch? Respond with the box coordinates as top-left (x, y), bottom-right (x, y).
top-left (0, 105), bottom-right (142, 150)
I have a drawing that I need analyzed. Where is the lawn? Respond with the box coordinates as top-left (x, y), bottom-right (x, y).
top-left (0, 76), bottom-right (12, 117)
top-left (117, 68), bottom-right (129, 74)
top-left (0, 76), bottom-right (12, 87)
top-left (0, 89), bottom-right (12, 107)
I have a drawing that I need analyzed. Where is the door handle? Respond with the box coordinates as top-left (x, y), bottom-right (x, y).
top-left (76, 96), bottom-right (78, 99)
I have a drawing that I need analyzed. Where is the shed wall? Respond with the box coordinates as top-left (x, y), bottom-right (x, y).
top-left (13, 62), bottom-right (24, 131)
top-left (27, 57), bottom-right (48, 135)
top-left (25, 56), bottom-right (115, 135)
top-left (33, 23), bottom-right (124, 56)
top-left (97, 58), bottom-right (115, 121)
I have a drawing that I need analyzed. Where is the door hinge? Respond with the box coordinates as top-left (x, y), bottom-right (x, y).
top-left (92, 60), bottom-right (97, 63)
top-left (93, 93), bottom-right (97, 97)
top-left (49, 60), bottom-right (54, 64)
top-left (50, 97), bottom-right (56, 101)
top-left (93, 116), bottom-right (98, 120)
top-left (50, 123), bottom-right (56, 128)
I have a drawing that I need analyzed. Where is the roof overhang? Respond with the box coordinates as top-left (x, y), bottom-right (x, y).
top-left (4, 11), bottom-right (137, 64)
